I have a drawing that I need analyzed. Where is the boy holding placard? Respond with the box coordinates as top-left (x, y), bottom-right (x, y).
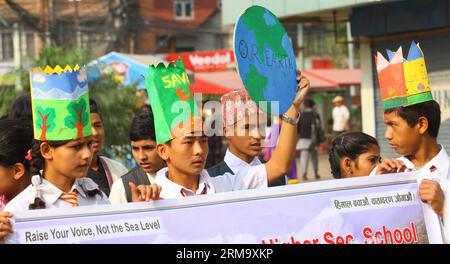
top-left (145, 58), bottom-right (308, 199)
top-left (374, 41), bottom-right (450, 243)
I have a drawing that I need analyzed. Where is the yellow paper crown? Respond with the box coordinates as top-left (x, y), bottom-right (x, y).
top-left (29, 64), bottom-right (91, 140)
top-left (32, 64), bottom-right (80, 74)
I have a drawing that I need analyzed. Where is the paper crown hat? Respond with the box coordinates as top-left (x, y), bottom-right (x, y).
top-left (375, 41), bottom-right (433, 110)
top-left (220, 89), bottom-right (262, 127)
top-left (145, 57), bottom-right (202, 144)
top-left (30, 65), bottom-right (92, 140)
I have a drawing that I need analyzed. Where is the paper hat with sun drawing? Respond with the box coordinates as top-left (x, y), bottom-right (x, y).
top-left (375, 41), bottom-right (433, 110)
top-left (30, 65), bottom-right (92, 141)
top-left (145, 57), bottom-right (202, 144)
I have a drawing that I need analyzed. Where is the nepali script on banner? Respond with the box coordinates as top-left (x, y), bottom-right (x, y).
top-left (5, 172), bottom-right (443, 244)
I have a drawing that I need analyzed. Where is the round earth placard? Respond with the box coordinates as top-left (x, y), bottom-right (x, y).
top-left (234, 5), bottom-right (298, 115)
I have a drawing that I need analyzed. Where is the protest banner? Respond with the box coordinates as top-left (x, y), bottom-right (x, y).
top-left (5, 172), bottom-right (442, 244)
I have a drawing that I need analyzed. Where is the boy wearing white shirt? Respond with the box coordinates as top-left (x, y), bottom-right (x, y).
top-left (145, 58), bottom-right (309, 199)
top-left (374, 101), bottom-right (449, 242)
top-left (207, 89), bottom-right (287, 187)
top-left (109, 112), bottom-right (166, 203)
top-left (332, 95), bottom-right (350, 137)
top-left (373, 42), bottom-right (450, 243)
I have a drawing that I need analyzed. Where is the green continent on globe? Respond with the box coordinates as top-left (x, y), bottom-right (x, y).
top-left (241, 6), bottom-right (287, 64)
top-left (244, 64), bottom-right (268, 112)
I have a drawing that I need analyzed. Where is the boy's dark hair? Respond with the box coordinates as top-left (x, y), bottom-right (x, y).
top-left (89, 98), bottom-right (99, 114)
top-left (8, 94), bottom-right (33, 128)
top-left (129, 112), bottom-right (156, 142)
top-left (304, 98), bottom-right (315, 108)
top-left (329, 132), bottom-right (379, 179)
top-left (0, 119), bottom-right (33, 169)
top-left (384, 100), bottom-right (441, 139)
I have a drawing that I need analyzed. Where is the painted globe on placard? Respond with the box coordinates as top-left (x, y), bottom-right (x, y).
top-left (234, 5), bottom-right (298, 115)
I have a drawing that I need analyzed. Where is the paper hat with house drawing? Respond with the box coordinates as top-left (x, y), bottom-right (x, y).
top-left (145, 57), bottom-right (202, 144)
top-left (30, 65), bottom-right (92, 140)
top-left (375, 41), bottom-right (433, 110)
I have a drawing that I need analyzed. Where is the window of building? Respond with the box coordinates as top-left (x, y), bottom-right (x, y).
top-left (1, 32), bottom-right (13, 61)
top-left (174, 0), bottom-right (194, 20)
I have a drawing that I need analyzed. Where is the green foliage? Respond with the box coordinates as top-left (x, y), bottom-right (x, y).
top-left (1, 45), bottom-right (91, 116)
top-left (0, 86), bottom-right (22, 117)
top-left (64, 99), bottom-right (89, 128)
top-left (89, 73), bottom-right (138, 148)
top-left (33, 45), bottom-right (91, 68)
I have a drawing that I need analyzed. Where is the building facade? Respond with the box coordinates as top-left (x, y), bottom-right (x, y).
top-left (222, 0), bottom-right (450, 157)
top-left (135, 0), bottom-right (231, 54)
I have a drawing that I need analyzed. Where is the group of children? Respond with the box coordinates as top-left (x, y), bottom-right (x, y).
top-left (0, 59), bottom-right (308, 243)
top-left (0, 40), bottom-right (449, 243)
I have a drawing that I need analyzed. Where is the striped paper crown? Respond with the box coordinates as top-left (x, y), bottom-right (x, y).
top-left (375, 41), bottom-right (433, 110)
top-left (221, 89), bottom-right (261, 127)
top-left (30, 64), bottom-right (92, 140)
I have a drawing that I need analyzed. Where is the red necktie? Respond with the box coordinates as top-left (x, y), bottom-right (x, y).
top-left (60, 190), bottom-right (79, 207)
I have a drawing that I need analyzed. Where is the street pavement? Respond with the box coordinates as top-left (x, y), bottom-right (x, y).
top-left (289, 153), bottom-right (333, 184)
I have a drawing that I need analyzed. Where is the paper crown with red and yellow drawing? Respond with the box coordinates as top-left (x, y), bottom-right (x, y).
top-left (145, 57), bottom-right (203, 144)
top-left (375, 41), bottom-right (433, 110)
top-left (30, 65), bottom-right (92, 141)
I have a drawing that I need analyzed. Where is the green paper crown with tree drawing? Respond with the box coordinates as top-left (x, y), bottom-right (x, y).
top-left (145, 57), bottom-right (202, 144)
top-left (30, 65), bottom-right (92, 140)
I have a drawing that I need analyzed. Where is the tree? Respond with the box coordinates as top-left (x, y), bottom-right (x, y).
top-left (35, 106), bottom-right (56, 140)
top-left (64, 99), bottom-right (89, 139)
top-left (33, 45), bottom-right (91, 69)
top-left (0, 86), bottom-right (20, 118)
top-left (89, 73), bottom-right (138, 147)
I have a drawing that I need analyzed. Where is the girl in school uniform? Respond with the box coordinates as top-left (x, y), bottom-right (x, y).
top-left (328, 131), bottom-right (382, 179)
top-left (1, 94), bottom-right (35, 213)
top-left (0, 120), bottom-right (33, 211)
top-left (1, 65), bottom-right (159, 243)
top-left (0, 66), bottom-right (110, 243)
top-left (0, 120), bottom-right (34, 242)
top-left (4, 65), bottom-right (110, 215)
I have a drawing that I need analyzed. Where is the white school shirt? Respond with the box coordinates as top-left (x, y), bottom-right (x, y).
top-left (332, 105), bottom-right (350, 132)
top-left (224, 149), bottom-right (261, 173)
top-left (371, 145), bottom-right (450, 243)
top-left (4, 175), bottom-right (110, 214)
top-left (155, 164), bottom-right (268, 199)
top-left (109, 172), bottom-right (156, 204)
top-left (224, 149), bottom-right (288, 185)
